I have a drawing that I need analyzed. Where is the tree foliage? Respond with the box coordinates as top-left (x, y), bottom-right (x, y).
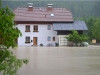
top-left (66, 30), bottom-right (89, 44)
top-left (81, 17), bottom-right (96, 40)
top-left (92, 18), bottom-right (100, 41)
top-left (93, 1), bottom-right (100, 17)
top-left (0, 6), bottom-right (22, 48)
top-left (67, 31), bottom-right (80, 44)
top-left (0, 0), bottom-right (1, 7)
top-left (79, 17), bottom-right (100, 42)
top-left (0, 50), bottom-right (28, 75)
top-left (0, 1), bottom-right (29, 75)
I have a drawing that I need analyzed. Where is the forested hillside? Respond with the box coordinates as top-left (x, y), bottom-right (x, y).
top-left (1, 0), bottom-right (100, 18)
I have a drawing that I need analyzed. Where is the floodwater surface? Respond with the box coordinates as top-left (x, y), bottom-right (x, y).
top-left (3, 46), bottom-right (100, 75)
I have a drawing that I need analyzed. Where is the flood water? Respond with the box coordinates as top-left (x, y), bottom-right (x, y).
top-left (3, 46), bottom-right (100, 75)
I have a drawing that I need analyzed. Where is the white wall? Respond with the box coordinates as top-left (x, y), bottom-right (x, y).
top-left (17, 24), bottom-right (58, 46)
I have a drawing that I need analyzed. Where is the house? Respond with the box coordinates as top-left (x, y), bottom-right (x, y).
top-left (14, 3), bottom-right (88, 46)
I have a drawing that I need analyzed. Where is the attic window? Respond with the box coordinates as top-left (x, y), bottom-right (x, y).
top-left (51, 14), bottom-right (54, 17)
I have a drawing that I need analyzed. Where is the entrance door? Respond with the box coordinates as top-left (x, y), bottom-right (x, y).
top-left (33, 37), bottom-right (37, 46)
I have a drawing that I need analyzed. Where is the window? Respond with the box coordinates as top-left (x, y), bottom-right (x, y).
top-left (25, 25), bottom-right (30, 32)
top-left (47, 36), bottom-right (51, 41)
top-left (52, 37), bottom-right (55, 41)
top-left (33, 25), bottom-right (38, 32)
top-left (47, 25), bottom-right (51, 30)
top-left (25, 37), bottom-right (30, 43)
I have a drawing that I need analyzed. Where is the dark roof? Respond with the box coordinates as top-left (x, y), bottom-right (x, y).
top-left (53, 21), bottom-right (88, 31)
top-left (14, 7), bottom-right (73, 22)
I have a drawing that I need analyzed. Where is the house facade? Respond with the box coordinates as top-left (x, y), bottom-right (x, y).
top-left (14, 3), bottom-right (88, 46)
top-left (17, 24), bottom-right (58, 46)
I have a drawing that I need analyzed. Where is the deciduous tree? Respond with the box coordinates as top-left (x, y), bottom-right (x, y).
top-left (92, 18), bottom-right (100, 41)
top-left (66, 30), bottom-right (89, 45)
top-left (0, 1), bottom-right (28, 75)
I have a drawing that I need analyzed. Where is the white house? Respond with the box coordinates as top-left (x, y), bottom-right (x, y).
top-left (14, 3), bottom-right (88, 46)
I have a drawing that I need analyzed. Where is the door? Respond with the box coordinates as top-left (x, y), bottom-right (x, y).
top-left (33, 37), bottom-right (37, 46)
top-left (60, 37), bottom-right (67, 46)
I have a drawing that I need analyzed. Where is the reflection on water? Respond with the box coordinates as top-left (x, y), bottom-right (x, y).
top-left (2, 46), bottom-right (100, 75)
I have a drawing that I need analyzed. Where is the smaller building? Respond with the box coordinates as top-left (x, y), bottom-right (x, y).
top-left (53, 21), bottom-right (88, 46)
top-left (14, 3), bottom-right (88, 46)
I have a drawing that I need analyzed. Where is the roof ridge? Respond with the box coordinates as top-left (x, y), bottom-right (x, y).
top-left (15, 7), bottom-right (69, 10)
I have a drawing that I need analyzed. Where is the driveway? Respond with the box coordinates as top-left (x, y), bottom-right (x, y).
top-left (12, 46), bottom-right (100, 75)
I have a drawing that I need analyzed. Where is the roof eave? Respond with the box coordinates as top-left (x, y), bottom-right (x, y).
top-left (14, 20), bottom-right (74, 23)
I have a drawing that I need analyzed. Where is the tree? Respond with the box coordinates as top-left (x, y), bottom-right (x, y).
top-left (78, 17), bottom-right (96, 41)
top-left (0, 0), bottom-right (1, 7)
top-left (66, 30), bottom-right (80, 45)
top-left (0, 1), bottom-right (28, 75)
top-left (92, 18), bottom-right (100, 41)
top-left (79, 17), bottom-right (100, 42)
top-left (93, 1), bottom-right (100, 17)
top-left (79, 34), bottom-right (89, 43)
top-left (66, 30), bottom-right (89, 46)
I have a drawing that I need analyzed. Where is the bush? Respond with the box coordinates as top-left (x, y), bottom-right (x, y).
top-left (66, 30), bottom-right (89, 46)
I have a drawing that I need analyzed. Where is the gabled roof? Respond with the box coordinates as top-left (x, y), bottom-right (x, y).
top-left (14, 7), bottom-right (73, 22)
top-left (53, 21), bottom-right (88, 31)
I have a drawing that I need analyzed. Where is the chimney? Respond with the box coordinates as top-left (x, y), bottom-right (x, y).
top-left (47, 4), bottom-right (53, 10)
top-left (28, 3), bottom-right (33, 11)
